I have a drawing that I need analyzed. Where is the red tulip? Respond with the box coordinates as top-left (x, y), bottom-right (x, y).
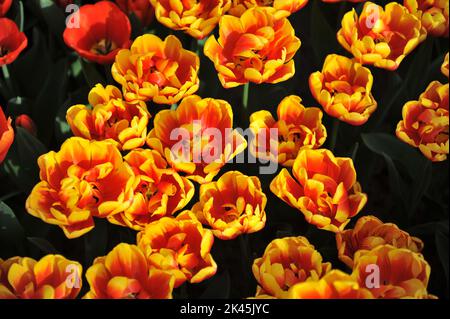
top-left (63, 1), bottom-right (131, 64)
top-left (15, 114), bottom-right (37, 136)
top-left (0, 0), bottom-right (12, 17)
top-left (0, 106), bottom-right (14, 164)
top-left (0, 18), bottom-right (27, 66)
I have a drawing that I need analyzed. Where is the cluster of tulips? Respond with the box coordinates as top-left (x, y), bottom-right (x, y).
top-left (0, 0), bottom-right (448, 299)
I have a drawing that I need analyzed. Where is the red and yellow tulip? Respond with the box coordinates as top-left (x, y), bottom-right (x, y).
top-left (336, 215), bottom-right (424, 268)
top-left (84, 243), bottom-right (174, 299)
top-left (150, 0), bottom-right (232, 39)
top-left (252, 236), bottom-right (332, 298)
top-left (404, 0), bottom-right (449, 37)
top-left (66, 84), bottom-right (150, 151)
top-left (147, 95), bottom-right (247, 184)
top-left (228, 0), bottom-right (309, 19)
top-left (137, 211), bottom-right (217, 287)
top-left (309, 54), bottom-right (377, 126)
top-left (270, 149), bottom-right (367, 233)
top-left (352, 244), bottom-right (432, 299)
top-left (0, 255), bottom-right (82, 299)
top-left (396, 81), bottom-right (449, 162)
top-left (286, 270), bottom-right (374, 299)
top-left (204, 7), bottom-right (301, 88)
top-left (112, 34), bottom-right (199, 104)
top-left (25, 137), bottom-right (134, 238)
top-left (337, 2), bottom-right (427, 70)
top-left (105, 149), bottom-right (195, 230)
top-left (442, 52), bottom-right (449, 77)
top-left (192, 171), bottom-right (266, 240)
top-left (249, 95), bottom-right (326, 166)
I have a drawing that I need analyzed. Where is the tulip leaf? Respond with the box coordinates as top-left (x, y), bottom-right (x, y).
top-left (403, 38), bottom-right (433, 97)
top-left (435, 226), bottom-right (449, 283)
top-left (361, 133), bottom-right (427, 178)
top-left (33, 0), bottom-right (67, 40)
top-left (0, 201), bottom-right (26, 256)
top-left (310, 0), bottom-right (341, 65)
top-left (84, 219), bottom-right (108, 265)
top-left (9, 28), bottom-right (50, 98)
top-left (80, 59), bottom-right (106, 88)
top-left (362, 133), bottom-right (432, 220)
top-left (2, 127), bottom-right (47, 193)
top-left (380, 152), bottom-right (408, 210)
top-left (199, 270), bottom-right (231, 299)
top-left (32, 58), bottom-right (68, 144)
top-left (28, 236), bottom-right (59, 254)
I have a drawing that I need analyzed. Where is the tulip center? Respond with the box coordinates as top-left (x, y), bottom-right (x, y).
top-left (91, 39), bottom-right (118, 55)
top-left (0, 46), bottom-right (9, 57)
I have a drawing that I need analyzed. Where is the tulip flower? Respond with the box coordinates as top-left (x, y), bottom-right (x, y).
top-left (63, 1), bottom-right (131, 64)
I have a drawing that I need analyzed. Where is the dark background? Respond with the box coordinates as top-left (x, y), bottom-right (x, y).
top-left (0, 0), bottom-right (448, 299)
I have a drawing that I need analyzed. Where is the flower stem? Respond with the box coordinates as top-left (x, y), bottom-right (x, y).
top-left (330, 118), bottom-right (340, 152)
top-left (242, 82), bottom-right (249, 109)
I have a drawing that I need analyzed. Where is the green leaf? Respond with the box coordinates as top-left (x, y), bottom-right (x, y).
top-left (32, 58), bottom-right (68, 144)
top-left (361, 133), bottom-right (427, 178)
top-left (362, 133), bottom-right (432, 220)
top-left (381, 152), bottom-right (408, 210)
top-left (84, 219), bottom-right (108, 265)
top-left (33, 0), bottom-right (66, 41)
top-left (28, 237), bottom-right (59, 254)
top-left (310, 0), bottom-right (340, 65)
top-left (403, 38), bottom-right (433, 97)
top-left (2, 127), bottom-right (47, 193)
top-left (200, 271), bottom-right (231, 299)
top-left (0, 201), bottom-right (26, 256)
top-left (81, 59), bottom-right (106, 87)
top-left (435, 226), bottom-right (449, 283)
top-left (9, 28), bottom-right (51, 98)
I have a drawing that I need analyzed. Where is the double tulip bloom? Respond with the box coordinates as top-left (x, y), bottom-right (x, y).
top-left (137, 211), bottom-right (217, 287)
top-left (249, 95), bottom-right (327, 167)
top-left (336, 215), bottom-right (424, 268)
top-left (309, 54), bottom-right (377, 126)
top-left (112, 34), bottom-right (200, 104)
top-left (0, 18), bottom-right (27, 66)
top-left (396, 80), bottom-right (449, 162)
top-left (286, 270), bottom-right (373, 299)
top-left (0, 255), bottom-right (82, 299)
top-left (25, 138), bottom-right (134, 238)
top-left (63, 1), bottom-right (131, 64)
top-left (147, 95), bottom-right (247, 183)
top-left (204, 7), bottom-right (301, 88)
top-left (0, 106), bottom-right (13, 164)
top-left (228, 0), bottom-right (309, 19)
top-left (84, 243), bottom-right (174, 299)
top-left (337, 2), bottom-right (426, 70)
top-left (270, 149), bottom-right (367, 232)
top-left (252, 236), bottom-right (332, 298)
top-left (442, 52), bottom-right (449, 77)
top-left (404, 0), bottom-right (449, 37)
top-left (66, 84), bottom-right (150, 151)
top-left (352, 244), bottom-right (432, 299)
top-left (151, 0), bottom-right (231, 39)
top-left (192, 171), bottom-right (267, 240)
top-left (105, 149), bottom-right (195, 230)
